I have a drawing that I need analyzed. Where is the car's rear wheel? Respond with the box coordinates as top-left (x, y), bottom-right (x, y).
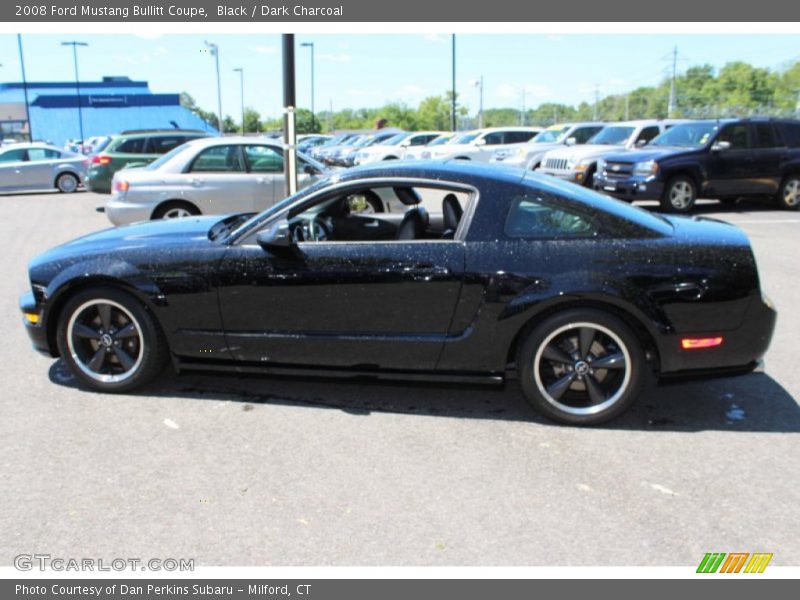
top-left (153, 201), bottom-right (200, 220)
top-left (56, 287), bottom-right (168, 392)
top-left (661, 175), bottom-right (697, 213)
top-left (56, 172), bottom-right (80, 193)
top-left (517, 309), bottom-right (645, 425)
top-left (777, 175), bottom-right (800, 211)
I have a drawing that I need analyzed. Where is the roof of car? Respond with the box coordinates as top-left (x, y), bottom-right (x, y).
top-left (329, 159), bottom-right (527, 186)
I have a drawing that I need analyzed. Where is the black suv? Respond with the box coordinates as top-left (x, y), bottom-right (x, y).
top-left (593, 118), bottom-right (800, 212)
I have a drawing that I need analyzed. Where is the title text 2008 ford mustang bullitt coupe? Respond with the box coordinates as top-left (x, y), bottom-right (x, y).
top-left (20, 162), bottom-right (776, 425)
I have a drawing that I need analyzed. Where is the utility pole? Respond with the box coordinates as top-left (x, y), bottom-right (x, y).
top-left (451, 34), bottom-right (457, 131)
top-left (668, 45), bottom-right (678, 118)
top-left (17, 34), bottom-right (32, 141)
top-left (233, 68), bottom-right (244, 134)
top-left (520, 88), bottom-right (526, 125)
top-left (472, 76), bottom-right (484, 128)
top-left (625, 94), bottom-right (630, 121)
top-left (328, 98), bottom-right (333, 133)
top-left (593, 85), bottom-right (599, 121)
top-left (61, 41), bottom-right (88, 145)
top-left (282, 34), bottom-right (297, 196)
top-left (300, 42), bottom-right (315, 129)
top-left (204, 41), bottom-right (223, 135)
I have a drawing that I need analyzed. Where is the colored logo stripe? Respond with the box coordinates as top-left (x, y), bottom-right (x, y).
top-left (744, 553), bottom-right (773, 573)
top-left (697, 553), bottom-right (726, 573)
top-left (697, 552), bottom-right (773, 573)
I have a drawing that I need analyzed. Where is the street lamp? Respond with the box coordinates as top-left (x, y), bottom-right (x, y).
top-left (61, 41), bottom-right (88, 145)
top-left (233, 68), bottom-right (244, 134)
top-left (300, 42), bottom-right (315, 130)
top-left (471, 76), bottom-right (483, 129)
top-left (204, 41), bottom-right (223, 135)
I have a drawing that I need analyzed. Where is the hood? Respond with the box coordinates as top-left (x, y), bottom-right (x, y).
top-left (602, 146), bottom-right (698, 164)
top-left (29, 215), bottom-right (228, 271)
top-left (543, 143), bottom-right (630, 162)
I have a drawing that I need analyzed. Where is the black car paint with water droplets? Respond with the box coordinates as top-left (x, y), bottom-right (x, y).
top-left (20, 162), bottom-right (776, 424)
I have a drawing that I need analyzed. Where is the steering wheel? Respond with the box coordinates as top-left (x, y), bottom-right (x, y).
top-left (308, 216), bottom-right (333, 242)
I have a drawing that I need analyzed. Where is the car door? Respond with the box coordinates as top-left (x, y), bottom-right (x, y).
top-left (216, 186), bottom-right (467, 370)
top-left (242, 144), bottom-right (286, 210)
top-left (182, 144), bottom-right (256, 213)
top-left (23, 147), bottom-right (59, 189)
top-left (707, 123), bottom-right (757, 196)
top-left (750, 122), bottom-right (784, 195)
top-left (0, 148), bottom-right (28, 191)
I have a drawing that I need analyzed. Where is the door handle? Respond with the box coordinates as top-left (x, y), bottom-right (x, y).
top-left (255, 177), bottom-right (268, 184)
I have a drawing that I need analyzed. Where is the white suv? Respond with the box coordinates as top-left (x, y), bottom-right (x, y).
top-left (489, 122), bottom-right (605, 170)
top-left (419, 127), bottom-right (542, 163)
top-left (538, 119), bottom-right (687, 187)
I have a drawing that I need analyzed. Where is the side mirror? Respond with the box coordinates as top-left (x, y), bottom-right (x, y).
top-left (635, 139), bottom-right (648, 147)
top-left (302, 163), bottom-right (320, 176)
top-left (565, 137), bottom-right (577, 146)
top-left (711, 140), bottom-right (731, 153)
top-left (400, 140), bottom-right (411, 147)
top-left (474, 138), bottom-right (487, 146)
top-left (256, 219), bottom-right (293, 252)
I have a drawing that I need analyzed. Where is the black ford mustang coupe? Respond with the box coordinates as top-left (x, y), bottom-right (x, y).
top-left (20, 162), bottom-right (776, 425)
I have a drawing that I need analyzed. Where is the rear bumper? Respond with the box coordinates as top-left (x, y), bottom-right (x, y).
top-left (105, 196), bottom-right (154, 226)
top-left (594, 173), bottom-right (663, 201)
top-left (658, 294), bottom-right (777, 375)
top-left (85, 168), bottom-right (111, 194)
top-left (20, 290), bottom-right (54, 357)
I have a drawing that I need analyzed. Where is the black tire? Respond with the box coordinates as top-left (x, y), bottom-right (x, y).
top-left (582, 166), bottom-right (596, 188)
top-left (516, 308), bottom-right (646, 425)
top-left (660, 175), bottom-right (697, 213)
top-left (454, 156), bottom-right (471, 161)
top-left (383, 156), bottom-right (399, 161)
top-left (152, 201), bottom-right (200, 220)
top-left (55, 172), bottom-right (80, 193)
top-left (776, 175), bottom-right (800, 211)
top-left (55, 287), bottom-right (168, 393)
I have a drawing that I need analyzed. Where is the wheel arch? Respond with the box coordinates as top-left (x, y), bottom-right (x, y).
top-left (151, 199), bottom-right (201, 220)
top-left (504, 297), bottom-right (662, 375)
top-left (44, 273), bottom-right (165, 358)
top-left (54, 170), bottom-right (81, 188)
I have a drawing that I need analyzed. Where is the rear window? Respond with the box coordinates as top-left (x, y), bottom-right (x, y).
top-left (114, 137), bottom-right (146, 154)
top-left (505, 195), bottom-right (599, 239)
top-left (754, 123), bottom-right (777, 149)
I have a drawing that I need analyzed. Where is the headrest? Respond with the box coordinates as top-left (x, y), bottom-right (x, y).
top-left (393, 186), bottom-right (421, 206)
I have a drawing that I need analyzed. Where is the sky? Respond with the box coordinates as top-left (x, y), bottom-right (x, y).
top-left (1, 33), bottom-right (798, 121)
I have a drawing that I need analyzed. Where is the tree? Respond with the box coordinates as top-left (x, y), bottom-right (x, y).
top-left (243, 107), bottom-right (262, 133)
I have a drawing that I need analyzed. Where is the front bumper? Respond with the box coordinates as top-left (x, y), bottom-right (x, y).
top-left (20, 290), bottom-right (53, 357)
top-left (593, 173), bottom-right (664, 201)
top-left (105, 196), bottom-right (155, 226)
top-left (538, 168), bottom-right (584, 184)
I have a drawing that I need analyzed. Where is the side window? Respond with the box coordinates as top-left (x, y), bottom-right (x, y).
top-left (0, 149), bottom-right (27, 162)
top-left (114, 137), bottom-right (146, 154)
top-left (505, 195), bottom-right (599, 239)
top-left (189, 145), bottom-right (244, 172)
top-left (573, 126), bottom-right (602, 144)
top-left (636, 126), bottom-right (660, 145)
top-left (147, 136), bottom-right (187, 154)
top-left (27, 148), bottom-right (60, 161)
top-left (483, 132), bottom-right (505, 145)
top-left (244, 145), bottom-right (284, 173)
top-left (754, 123), bottom-right (778, 149)
top-left (507, 131), bottom-right (536, 144)
top-left (776, 123), bottom-right (800, 148)
top-left (409, 135), bottom-right (432, 146)
top-left (717, 124), bottom-right (750, 150)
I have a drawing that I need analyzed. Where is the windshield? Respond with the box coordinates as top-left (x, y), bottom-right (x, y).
top-left (145, 144), bottom-right (193, 170)
top-left (381, 133), bottom-right (410, 146)
top-left (588, 126), bottom-right (635, 145)
top-left (453, 132), bottom-right (479, 144)
top-left (649, 122), bottom-right (720, 148)
top-left (533, 126), bottom-right (570, 143)
top-left (427, 135), bottom-right (453, 146)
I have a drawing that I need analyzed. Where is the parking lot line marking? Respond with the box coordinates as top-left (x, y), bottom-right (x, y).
top-left (728, 219), bottom-right (800, 224)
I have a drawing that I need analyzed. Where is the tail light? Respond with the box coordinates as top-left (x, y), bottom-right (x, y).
top-left (113, 180), bottom-right (129, 193)
top-left (92, 154), bottom-right (112, 166)
top-left (681, 337), bottom-right (723, 350)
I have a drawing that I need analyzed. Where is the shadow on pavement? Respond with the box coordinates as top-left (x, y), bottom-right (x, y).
top-left (48, 359), bottom-right (799, 433)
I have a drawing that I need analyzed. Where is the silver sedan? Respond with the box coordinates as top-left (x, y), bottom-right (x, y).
top-left (104, 137), bottom-right (328, 226)
top-left (0, 143), bottom-right (88, 193)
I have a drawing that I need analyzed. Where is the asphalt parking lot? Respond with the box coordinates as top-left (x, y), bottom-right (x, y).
top-left (1, 191), bottom-right (798, 567)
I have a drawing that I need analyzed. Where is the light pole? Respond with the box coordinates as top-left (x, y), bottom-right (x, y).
top-left (204, 41), bottom-right (223, 135)
top-left (472, 76), bottom-right (483, 128)
top-left (17, 35), bottom-right (33, 141)
top-left (61, 41), bottom-right (88, 144)
top-left (300, 42), bottom-right (315, 130)
top-left (233, 68), bottom-right (244, 134)
top-left (451, 34), bottom-right (456, 131)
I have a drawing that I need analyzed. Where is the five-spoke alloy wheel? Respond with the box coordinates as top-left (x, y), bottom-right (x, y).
top-left (777, 176), bottom-right (800, 211)
top-left (661, 175), bottom-right (697, 213)
top-left (518, 309), bottom-right (646, 425)
top-left (56, 287), bottom-right (167, 392)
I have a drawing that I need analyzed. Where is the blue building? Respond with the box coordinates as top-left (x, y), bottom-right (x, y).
top-left (0, 76), bottom-right (217, 146)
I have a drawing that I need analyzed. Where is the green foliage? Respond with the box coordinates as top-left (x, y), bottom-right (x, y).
top-left (180, 58), bottom-right (800, 137)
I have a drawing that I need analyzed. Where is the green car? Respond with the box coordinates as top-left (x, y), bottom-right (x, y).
top-left (85, 129), bottom-right (210, 193)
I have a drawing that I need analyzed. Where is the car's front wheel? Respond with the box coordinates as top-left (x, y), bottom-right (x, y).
top-left (56, 172), bottom-right (80, 193)
top-left (56, 287), bottom-right (168, 392)
top-left (661, 175), bottom-right (697, 213)
top-left (517, 309), bottom-right (645, 425)
top-left (777, 175), bottom-right (800, 211)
